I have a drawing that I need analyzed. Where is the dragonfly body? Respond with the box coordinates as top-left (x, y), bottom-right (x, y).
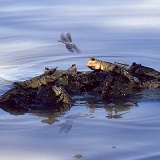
top-left (58, 33), bottom-right (80, 53)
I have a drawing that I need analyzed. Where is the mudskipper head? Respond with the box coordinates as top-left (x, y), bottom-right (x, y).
top-left (86, 57), bottom-right (101, 71)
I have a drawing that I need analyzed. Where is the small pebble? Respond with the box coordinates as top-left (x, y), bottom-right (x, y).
top-left (74, 154), bottom-right (83, 159)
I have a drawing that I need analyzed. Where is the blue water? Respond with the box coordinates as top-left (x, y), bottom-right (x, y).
top-left (0, 1), bottom-right (160, 160)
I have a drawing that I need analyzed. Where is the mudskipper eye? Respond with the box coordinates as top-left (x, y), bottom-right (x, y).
top-left (91, 57), bottom-right (95, 61)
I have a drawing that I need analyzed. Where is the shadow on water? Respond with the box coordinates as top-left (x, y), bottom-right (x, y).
top-left (0, 88), bottom-right (160, 125)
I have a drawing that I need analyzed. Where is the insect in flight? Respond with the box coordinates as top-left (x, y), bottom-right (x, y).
top-left (58, 33), bottom-right (80, 53)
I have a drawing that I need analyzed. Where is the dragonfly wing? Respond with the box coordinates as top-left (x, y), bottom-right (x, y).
top-left (61, 33), bottom-right (68, 42)
top-left (66, 32), bottom-right (72, 42)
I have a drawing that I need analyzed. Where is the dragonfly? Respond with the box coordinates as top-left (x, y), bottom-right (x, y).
top-left (58, 33), bottom-right (80, 53)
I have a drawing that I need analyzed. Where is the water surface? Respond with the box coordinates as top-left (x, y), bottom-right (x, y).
top-left (0, 1), bottom-right (160, 160)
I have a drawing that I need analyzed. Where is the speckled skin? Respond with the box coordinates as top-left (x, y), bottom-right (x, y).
top-left (128, 62), bottom-right (160, 88)
top-left (14, 67), bottom-right (58, 89)
top-left (0, 58), bottom-right (160, 112)
top-left (52, 84), bottom-right (72, 104)
top-left (67, 64), bottom-right (77, 75)
top-left (86, 57), bottom-right (160, 93)
top-left (86, 57), bottom-right (136, 84)
top-left (129, 62), bottom-right (160, 79)
top-left (139, 79), bottom-right (160, 88)
top-left (0, 87), bottom-right (21, 103)
top-left (86, 57), bottom-right (115, 71)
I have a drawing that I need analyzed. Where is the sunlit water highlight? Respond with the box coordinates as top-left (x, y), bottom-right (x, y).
top-left (0, 1), bottom-right (160, 160)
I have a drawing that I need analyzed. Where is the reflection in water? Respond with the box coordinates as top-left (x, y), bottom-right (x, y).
top-left (28, 104), bottom-right (72, 124)
top-left (31, 111), bottom-right (61, 125)
top-left (0, 101), bottom-right (71, 123)
top-left (0, 94), bottom-right (137, 124)
top-left (105, 102), bottom-right (138, 119)
top-left (0, 1), bottom-right (160, 160)
top-left (87, 100), bottom-right (138, 119)
top-left (58, 120), bottom-right (73, 134)
top-left (1, 90), bottom-right (160, 124)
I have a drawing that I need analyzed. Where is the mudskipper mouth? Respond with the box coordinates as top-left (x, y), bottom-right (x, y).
top-left (87, 66), bottom-right (93, 70)
top-left (86, 62), bottom-right (90, 67)
top-left (86, 62), bottom-right (95, 70)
